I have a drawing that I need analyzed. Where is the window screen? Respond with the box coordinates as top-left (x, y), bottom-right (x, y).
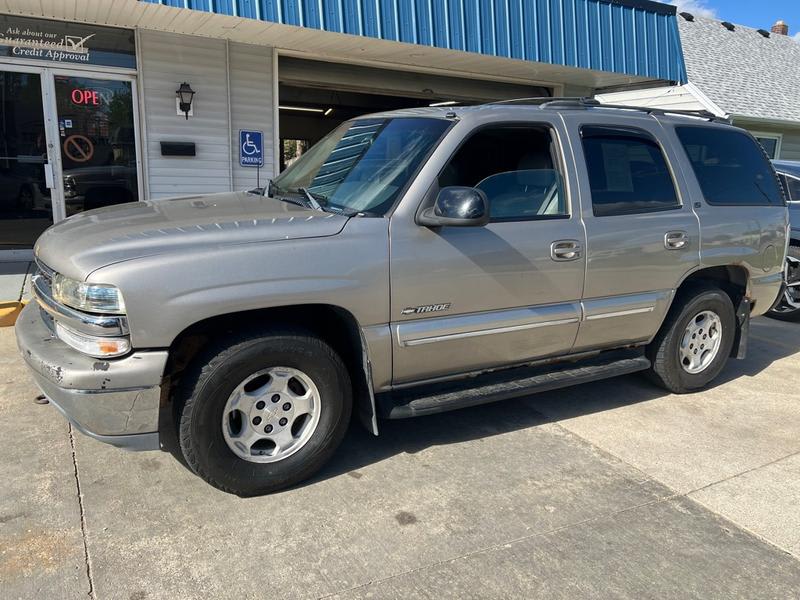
top-left (581, 126), bottom-right (679, 217)
top-left (675, 127), bottom-right (783, 206)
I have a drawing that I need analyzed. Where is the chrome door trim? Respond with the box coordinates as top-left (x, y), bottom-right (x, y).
top-left (396, 303), bottom-right (581, 348)
top-left (581, 290), bottom-right (672, 322)
top-left (402, 318), bottom-right (580, 347)
top-left (584, 306), bottom-right (655, 321)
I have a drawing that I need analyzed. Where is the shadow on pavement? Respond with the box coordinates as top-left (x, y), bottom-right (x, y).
top-left (310, 319), bottom-right (800, 487)
top-left (157, 319), bottom-right (800, 487)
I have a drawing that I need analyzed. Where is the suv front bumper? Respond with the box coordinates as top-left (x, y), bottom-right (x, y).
top-left (15, 302), bottom-right (168, 450)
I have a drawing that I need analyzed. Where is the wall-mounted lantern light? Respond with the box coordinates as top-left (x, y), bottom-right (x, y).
top-left (176, 82), bottom-right (195, 120)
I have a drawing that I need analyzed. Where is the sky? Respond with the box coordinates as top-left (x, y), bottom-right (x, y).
top-left (666, 0), bottom-right (800, 37)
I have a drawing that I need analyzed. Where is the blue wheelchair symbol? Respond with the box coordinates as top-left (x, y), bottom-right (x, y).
top-left (239, 130), bottom-right (264, 167)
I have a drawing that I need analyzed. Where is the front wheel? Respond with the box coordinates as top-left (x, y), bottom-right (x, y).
top-left (646, 286), bottom-right (736, 393)
top-left (766, 246), bottom-right (800, 322)
top-left (176, 329), bottom-right (352, 496)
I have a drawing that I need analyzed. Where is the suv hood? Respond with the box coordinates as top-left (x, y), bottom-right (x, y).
top-left (35, 191), bottom-right (349, 279)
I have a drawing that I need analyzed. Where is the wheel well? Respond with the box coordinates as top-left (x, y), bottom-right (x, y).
top-left (677, 265), bottom-right (748, 307)
top-left (162, 305), bottom-right (376, 433)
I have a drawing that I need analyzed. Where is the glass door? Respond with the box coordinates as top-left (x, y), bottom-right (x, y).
top-left (0, 69), bottom-right (55, 252)
top-left (52, 74), bottom-right (139, 215)
top-left (0, 67), bottom-right (141, 257)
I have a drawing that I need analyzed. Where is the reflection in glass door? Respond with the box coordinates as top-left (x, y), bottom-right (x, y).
top-left (53, 75), bottom-right (138, 215)
top-left (0, 71), bottom-right (53, 250)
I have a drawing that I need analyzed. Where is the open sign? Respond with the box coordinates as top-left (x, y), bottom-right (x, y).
top-left (71, 88), bottom-right (101, 105)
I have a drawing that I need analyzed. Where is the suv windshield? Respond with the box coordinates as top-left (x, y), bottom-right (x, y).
top-left (271, 117), bottom-right (451, 216)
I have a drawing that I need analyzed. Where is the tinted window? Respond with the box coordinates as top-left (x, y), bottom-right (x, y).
top-left (676, 127), bottom-right (783, 206)
top-left (581, 126), bottom-right (679, 217)
top-left (438, 126), bottom-right (567, 220)
top-left (780, 174), bottom-right (800, 202)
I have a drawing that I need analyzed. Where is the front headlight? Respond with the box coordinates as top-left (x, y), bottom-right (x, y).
top-left (51, 273), bottom-right (126, 314)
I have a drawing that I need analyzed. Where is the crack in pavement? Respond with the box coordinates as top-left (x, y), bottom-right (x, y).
top-left (685, 449), bottom-right (800, 497)
top-left (551, 422), bottom-right (800, 560)
top-left (317, 492), bottom-right (678, 600)
top-left (69, 423), bottom-right (96, 600)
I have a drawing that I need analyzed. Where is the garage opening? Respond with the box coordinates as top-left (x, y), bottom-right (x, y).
top-left (278, 57), bottom-right (552, 171)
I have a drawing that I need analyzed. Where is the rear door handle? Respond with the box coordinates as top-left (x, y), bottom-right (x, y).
top-left (551, 240), bottom-right (582, 261)
top-left (665, 231), bottom-right (688, 250)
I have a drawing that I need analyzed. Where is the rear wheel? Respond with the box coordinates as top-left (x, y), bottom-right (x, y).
top-left (176, 329), bottom-right (352, 496)
top-left (766, 246), bottom-right (800, 322)
top-left (646, 286), bottom-right (736, 393)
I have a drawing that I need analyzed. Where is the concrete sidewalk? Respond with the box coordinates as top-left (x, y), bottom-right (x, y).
top-left (0, 262), bottom-right (33, 327)
top-left (1, 318), bottom-right (799, 599)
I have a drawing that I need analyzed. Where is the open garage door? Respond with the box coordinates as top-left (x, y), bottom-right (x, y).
top-left (278, 57), bottom-right (552, 171)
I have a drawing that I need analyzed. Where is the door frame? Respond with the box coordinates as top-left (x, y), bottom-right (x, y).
top-left (46, 66), bottom-right (144, 221)
top-left (0, 63), bottom-right (59, 261)
top-left (0, 63), bottom-right (143, 261)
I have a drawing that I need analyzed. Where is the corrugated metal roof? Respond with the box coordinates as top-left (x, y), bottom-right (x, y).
top-left (142, 0), bottom-right (687, 83)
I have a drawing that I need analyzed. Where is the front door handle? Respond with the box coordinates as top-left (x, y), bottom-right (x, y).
top-left (665, 230), bottom-right (688, 250)
top-left (551, 240), bottom-right (582, 261)
top-left (43, 162), bottom-right (55, 189)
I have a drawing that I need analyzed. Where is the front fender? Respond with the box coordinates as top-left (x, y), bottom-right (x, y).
top-left (89, 218), bottom-right (391, 349)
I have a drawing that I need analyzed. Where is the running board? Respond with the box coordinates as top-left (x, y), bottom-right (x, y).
top-left (377, 350), bottom-right (651, 419)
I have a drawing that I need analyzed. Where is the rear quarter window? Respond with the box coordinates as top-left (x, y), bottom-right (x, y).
top-left (675, 126), bottom-right (783, 206)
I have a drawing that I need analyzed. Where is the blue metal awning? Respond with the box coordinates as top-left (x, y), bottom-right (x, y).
top-left (142, 0), bottom-right (687, 83)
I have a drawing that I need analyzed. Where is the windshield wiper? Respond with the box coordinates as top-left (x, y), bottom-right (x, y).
top-left (297, 187), bottom-right (325, 212)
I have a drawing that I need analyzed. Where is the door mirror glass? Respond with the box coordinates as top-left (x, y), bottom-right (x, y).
top-left (418, 186), bottom-right (489, 227)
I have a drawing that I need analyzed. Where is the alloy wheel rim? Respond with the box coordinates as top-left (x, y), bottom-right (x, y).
top-left (221, 366), bottom-right (321, 463)
top-left (772, 255), bottom-right (800, 313)
top-left (679, 310), bottom-right (723, 374)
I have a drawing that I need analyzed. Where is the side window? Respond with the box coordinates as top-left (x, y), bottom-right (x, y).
top-left (580, 126), bottom-right (680, 217)
top-left (778, 174), bottom-right (791, 201)
top-left (438, 125), bottom-right (567, 221)
top-left (675, 127), bottom-right (783, 206)
top-left (783, 175), bottom-right (800, 202)
top-left (754, 135), bottom-right (780, 159)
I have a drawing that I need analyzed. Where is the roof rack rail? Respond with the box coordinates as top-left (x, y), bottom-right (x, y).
top-left (488, 96), bottom-right (596, 107)
top-left (592, 101), bottom-right (728, 122)
top-left (486, 96), bottom-right (730, 123)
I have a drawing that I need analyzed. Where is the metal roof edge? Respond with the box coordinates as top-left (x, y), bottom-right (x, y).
top-left (596, 0), bottom-right (677, 16)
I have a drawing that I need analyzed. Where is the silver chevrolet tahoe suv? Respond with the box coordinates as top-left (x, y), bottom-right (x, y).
top-left (17, 99), bottom-right (788, 496)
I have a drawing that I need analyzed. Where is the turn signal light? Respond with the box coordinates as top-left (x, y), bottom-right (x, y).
top-left (55, 322), bottom-right (131, 358)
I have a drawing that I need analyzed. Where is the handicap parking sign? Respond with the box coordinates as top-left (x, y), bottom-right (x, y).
top-left (239, 130), bottom-right (264, 167)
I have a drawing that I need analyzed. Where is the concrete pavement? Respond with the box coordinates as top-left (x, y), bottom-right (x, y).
top-left (1, 317), bottom-right (799, 599)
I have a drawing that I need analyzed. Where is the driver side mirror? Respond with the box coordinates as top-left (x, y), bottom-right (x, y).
top-left (418, 186), bottom-right (490, 228)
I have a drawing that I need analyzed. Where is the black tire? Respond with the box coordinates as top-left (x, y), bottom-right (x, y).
top-left (766, 246), bottom-right (800, 322)
top-left (176, 328), bottom-right (352, 496)
top-left (646, 286), bottom-right (736, 393)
